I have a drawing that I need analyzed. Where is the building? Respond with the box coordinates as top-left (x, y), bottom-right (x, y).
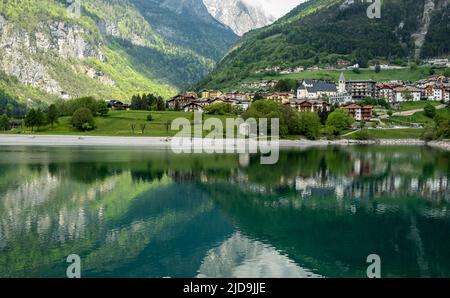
top-left (291, 100), bottom-right (330, 113)
top-left (297, 80), bottom-right (338, 100)
top-left (224, 92), bottom-right (253, 101)
top-left (346, 80), bottom-right (376, 100)
top-left (183, 102), bottom-right (204, 113)
top-left (376, 83), bottom-right (401, 102)
top-left (267, 92), bottom-right (294, 105)
top-left (240, 80), bottom-right (278, 89)
top-left (108, 100), bottom-right (130, 110)
top-left (329, 73), bottom-right (353, 105)
top-left (168, 94), bottom-right (198, 110)
top-left (343, 104), bottom-right (373, 121)
top-left (201, 90), bottom-right (222, 98)
top-left (393, 87), bottom-right (422, 102)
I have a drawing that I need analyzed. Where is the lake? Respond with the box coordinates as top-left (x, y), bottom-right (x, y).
top-left (0, 145), bottom-right (449, 278)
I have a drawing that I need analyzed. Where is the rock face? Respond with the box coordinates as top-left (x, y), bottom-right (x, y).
top-left (203, 0), bottom-right (275, 36)
top-left (0, 15), bottom-right (104, 98)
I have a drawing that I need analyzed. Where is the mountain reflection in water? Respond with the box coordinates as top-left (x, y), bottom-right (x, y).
top-left (0, 146), bottom-right (449, 277)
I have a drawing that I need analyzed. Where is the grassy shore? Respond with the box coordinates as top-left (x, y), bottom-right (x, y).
top-left (4, 105), bottom-right (448, 139)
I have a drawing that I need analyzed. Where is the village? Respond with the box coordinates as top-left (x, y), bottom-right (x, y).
top-left (165, 73), bottom-right (450, 123)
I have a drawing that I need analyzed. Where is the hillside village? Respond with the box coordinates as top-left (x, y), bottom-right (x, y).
top-left (167, 73), bottom-right (450, 122)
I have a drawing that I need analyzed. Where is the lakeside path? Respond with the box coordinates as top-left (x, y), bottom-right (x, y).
top-left (0, 135), bottom-right (449, 151)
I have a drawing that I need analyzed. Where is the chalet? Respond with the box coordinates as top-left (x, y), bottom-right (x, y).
top-left (343, 104), bottom-right (373, 121)
top-left (108, 100), bottom-right (130, 110)
top-left (183, 102), bottom-right (204, 113)
top-left (297, 80), bottom-right (337, 100)
top-left (291, 100), bottom-right (330, 113)
top-left (168, 94), bottom-right (198, 110)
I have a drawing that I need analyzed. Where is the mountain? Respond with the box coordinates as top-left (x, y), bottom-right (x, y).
top-left (197, 0), bottom-right (450, 90)
top-left (0, 0), bottom-right (238, 103)
top-left (203, 0), bottom-right (275, 36)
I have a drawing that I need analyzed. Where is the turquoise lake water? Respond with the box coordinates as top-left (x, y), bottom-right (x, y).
top-left (0, 145), bottom-right (449, 278)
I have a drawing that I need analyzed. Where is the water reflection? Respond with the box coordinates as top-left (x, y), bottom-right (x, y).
top-left (198, 232), bottom-right (321, 278)
top-left (0, 146), bottom-right (449, 277)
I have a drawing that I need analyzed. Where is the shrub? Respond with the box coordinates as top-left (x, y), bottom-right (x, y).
top-left (147, 114), bottom-right (153, 122)
top-left (424, 104), bottom-right (437, 118)
top-left (72, 108), bottom-right (95, 131)
top-left (97, 101), bottom-right (109, 117)
top-left (0, 114), bottom-right (10, 131)
top-left (421, 128), bottom-right (437, 142)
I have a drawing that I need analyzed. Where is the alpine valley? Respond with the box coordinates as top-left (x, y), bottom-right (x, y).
top-left (0, 0), bottom-right (246, 104)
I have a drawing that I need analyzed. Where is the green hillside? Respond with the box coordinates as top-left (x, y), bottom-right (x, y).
top-left (197, 0), bottom-right (450, 90)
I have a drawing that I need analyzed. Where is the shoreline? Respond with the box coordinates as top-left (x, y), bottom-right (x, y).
top-left (0, 134), bottom-right (448, 151)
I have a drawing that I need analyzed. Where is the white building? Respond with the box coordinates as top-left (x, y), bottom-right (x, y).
top-left (297, 79), bottom-right (338, 100)
top-left (393, 87), bottom-right (422, 102)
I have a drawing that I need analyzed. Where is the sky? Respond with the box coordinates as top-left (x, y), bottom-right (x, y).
top-left (243, 0), bottom-right (307, 19)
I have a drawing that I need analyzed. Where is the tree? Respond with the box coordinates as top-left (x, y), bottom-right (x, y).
top-left (24, 109), bottom-right (45, 132)
top-left (253, 92), bottom-right (264, 101)
top-left (71, 108), bottom-right (95, 131)
top-left (47, 104), bottom-right (59, 128)
top-left (96, 101), bottom-right (109, 117)
top-left (0, 114), bottom-right (10, 131)
top-left (298, 112), bottom-right (322, 140)
top-left (130, 123), bottom-right (137, 134)
top-left (140, 123), bottom-right (147, 134)
top-left (274, 79), bottom-right (298, 92)
top-left (326, 109), bottom-right (354, 136)
top-left (424, 104), bottom-right (437, 118)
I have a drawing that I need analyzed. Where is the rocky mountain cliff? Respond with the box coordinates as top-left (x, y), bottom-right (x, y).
top-left (203, 0), bottom-right (275, 36)
top-left (0, 0), bottom-right (238, 103)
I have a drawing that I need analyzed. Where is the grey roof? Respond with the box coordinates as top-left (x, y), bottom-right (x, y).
top-left (306, 81), bottom-right (337, 93)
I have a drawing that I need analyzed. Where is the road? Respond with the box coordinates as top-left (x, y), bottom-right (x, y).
top-left (393, 104), bottom-right (446, 116)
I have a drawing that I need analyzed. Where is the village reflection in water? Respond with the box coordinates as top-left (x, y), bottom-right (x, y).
top-left (0, 146), bottom-right (449, 277)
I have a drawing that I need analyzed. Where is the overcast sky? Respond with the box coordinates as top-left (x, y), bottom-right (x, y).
top-left (243, 0), bottom-right (307, 19)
